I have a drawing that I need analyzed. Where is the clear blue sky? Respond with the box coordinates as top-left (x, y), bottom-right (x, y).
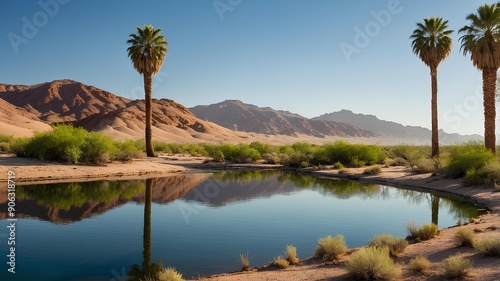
top-left (1, 0), bottom-right (498, 136)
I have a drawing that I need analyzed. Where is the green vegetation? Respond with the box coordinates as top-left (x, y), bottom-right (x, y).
top-left (368, 234), bottom-right (408, 257)
top-left (454, 228), bottom-right (475, 247)
top-left (363, 165), bottom-right (382, 175)
top-left (441, 254), bottom-right (473, 279)
top-left (285, 245), bottom-right (299, 265)
top-left (314, 235), bottom-right (348, 261)
top-left (407, 222), bottom-right (438, 241)
top-left (408, 256), bottom-right (431, 273)
top-left (446, 141), bottom-right (497, 185)
top-left (240, 252), bottom-right (250, 271)
top-left (273, 255), bottom-right (289, 269)
top-left (346, 247), bottom-right (402, 281)
top-left (473, 238), bottom-right (500, 257)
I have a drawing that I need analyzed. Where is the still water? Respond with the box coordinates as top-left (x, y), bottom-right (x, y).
top-left (0, 170), bottom-right (483, 280)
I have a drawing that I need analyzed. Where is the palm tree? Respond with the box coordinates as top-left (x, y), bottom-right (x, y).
top-left (127, 25), bottom-right (168, 157)
top-left (411, 17), bottom-right (453, 157)
top-left (459, 3), bottom-right (500, 153)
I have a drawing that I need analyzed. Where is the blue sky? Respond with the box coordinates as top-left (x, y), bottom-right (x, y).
top-left (1, 0), bottom-right (498, 136)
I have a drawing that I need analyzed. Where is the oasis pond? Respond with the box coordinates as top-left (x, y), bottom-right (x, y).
top-left (0, 170), bottom-right (484, 280)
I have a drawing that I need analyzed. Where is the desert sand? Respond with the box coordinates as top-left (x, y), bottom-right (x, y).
top-left (0, 156), bottom-right (499, 280)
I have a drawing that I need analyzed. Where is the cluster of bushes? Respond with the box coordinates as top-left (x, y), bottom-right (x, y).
top-left (6, 125), bottom-right (143, 164)
top-left (240, 224), bottom-right (499, 280)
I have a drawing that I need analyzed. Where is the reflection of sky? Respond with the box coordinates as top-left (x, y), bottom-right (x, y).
top-left (0, 174), bottom-right (482, 281)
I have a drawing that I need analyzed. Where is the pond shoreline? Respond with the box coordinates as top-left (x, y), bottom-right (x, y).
top-left (1, 155), bottom-right (500, 280)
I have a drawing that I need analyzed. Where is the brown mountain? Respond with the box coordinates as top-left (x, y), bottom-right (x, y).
top-left (0, 80), bottom-right (258, 143)
top-left (189, 100), bottom-right (376, 138)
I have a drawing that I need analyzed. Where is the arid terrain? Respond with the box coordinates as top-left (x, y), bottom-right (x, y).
top-left (1, 156), bottom-right (499, 281)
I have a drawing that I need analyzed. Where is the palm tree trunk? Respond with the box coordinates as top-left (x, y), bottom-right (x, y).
top-left (430, 66), bottom-right (439, 157)
top-left (144, 73), bottom-right (155, 157)
top-left (483, 68), bottom-right (497, 153)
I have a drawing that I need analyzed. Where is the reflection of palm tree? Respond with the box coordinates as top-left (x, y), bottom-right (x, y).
top-left (129, 178), bottom-right (162, 280)
top-left (431, 195), bottom-right (439, 226)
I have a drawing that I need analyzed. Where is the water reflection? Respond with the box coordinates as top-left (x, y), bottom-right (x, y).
top-left (0, 171), bottom-right (482, 224)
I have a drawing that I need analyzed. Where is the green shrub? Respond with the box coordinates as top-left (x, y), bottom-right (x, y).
top-left (240, 252), bottom-right (250, 271)
top-left (454, 228), bottom-right (475, 247)
top-left (363, 165), bottom-right (382, 175)
top-left (446, 141), bottom-right (496, 179)
top-left (441, 254), bottom-right (472, 279)
top-left (408, 256), bottom-right (431, 273)
top-left (314, 235), bottom-right (348, 261)
top-left (285, 245), bottom-right (299, 265)
top-left (473, 238), bottom-right (500, 256)
top-left (273, 255), bottom-right (289, 269)
top-left (25, 125), bottom-right (87, 163)
top-left (468, 161), bottom-right (500, 187)
top-left (338, 168), bottom-right (350, 175)
top-left (368, 234), bottom-right (408, 257)
top-left (346, 247), bottom-right (402, 281)
top-left (390, 144), bottom-right (429, 168)
top-left (333, 161), bottom-right (344, 169)
top-left (0, 142), bottom-right (10, 153)
top-left (156, 267), bottom-right (185, 281)
top-left (153, 141), bottom-right (170, 154)
top-left (113, 140), bottom-right (143, 161)
top-left (10, 137), bottom-right (29, 157)
top-left (414, 158), bottom-right (438, 174)
top-left (81, 132), bottom-right (114, 164)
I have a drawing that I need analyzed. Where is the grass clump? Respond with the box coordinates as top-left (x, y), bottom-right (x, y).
top-left (446, 141), bottom-right (496, 185)
top-left (408, 256), bottom-right (431, 273)
top-left (407, 222), bottom-right (438, 241)
top-left (338, 168), bottom-right (350, 175)
top-left (454, 228), bottom-right (475, 247)
top-left (285, 245), bottom-right (299, 265)
top-left (273, 255), bottom-right (289, 269)
top-left (156, 267), bottom-right (185, 281)
top-left (239, 252), bottom-right (250, 271)
top-left (473, 238), bottom-right (500, 256)
top-left (314, 235), bottom-right (348, 261)
top-left (368, 234), bottom-right (408, 257)
top-left (333, 161), bottom-right (344, 169)
top-left (363, 165), bottom-right (382, 175)
top-left (346, 246), bottom-right (402, 281)
top-left (441, 254), bottom-right (473, 280)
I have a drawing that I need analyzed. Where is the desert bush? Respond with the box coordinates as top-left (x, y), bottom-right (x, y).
top-left (454, 228), bottom-right (475, 247)
top-left (446, 141), bottom-right (496, 179)
top-left (273, 255), bottom-right (289, 269)
top-left (240, 252), bottom-right (250, 271)
top-left (473, 238), bottom-right (500, 256)
top-left (322, 141), bottom-right (385, 167)
top-left (390, 144), bottom-right (429, 168)
top-left (338, 168), bottom-right (350, 175)
top-left (408, 256), bottom-right (431, 273)
top-left (81, 132), bottom-right (115, 164)
top-left (368, 234), bottom-right (408, 257)
top-left (0, 142), bottom-right (10, 153)
top-left (346, 246), bottom-right (402, 281)
top-left (156, 267), bottom-right (185, 281)
top-left (333, 161), bottom-right (344, 169)
top-left (113, 140), bottom-right (143, 161)
top-left (414, 158), bottom-right (438, 174)
top-left (407, 222), bottom-right (438, 240)
top-left (153, 141), bottom-right (170, 154)
top-left (25, 125), bottom-right (87, 163)
top-left (363, 165), bottom-right (382, 175)
top-left (416, 223), bottom-right (439, 240)
top-left (441, 254), bottom-right (472, 279)
top-left (10, 137), bottom-right (29, 157)
top-left (314, 235), bottom-right (348, 261)
top-left (463, 161), bottom-right (500, 187)
top-left (285, 245), bottom-right (299, 265)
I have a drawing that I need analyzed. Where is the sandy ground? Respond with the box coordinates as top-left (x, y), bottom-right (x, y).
top-left (1, 156), bottom-right (499, 280)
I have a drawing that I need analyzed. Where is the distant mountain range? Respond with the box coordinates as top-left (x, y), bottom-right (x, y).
top-left (0, 79), bottom-right (482, 144)
top-left (191, 101), bottom-right (482, 145)
top-left (190, 100), bottom-right (375, 138)
top-left (314, 110), bottom-right (482, 144)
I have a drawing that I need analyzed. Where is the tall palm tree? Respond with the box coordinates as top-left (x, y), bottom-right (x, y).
top-left (459, 3), bottom-right (500, 153)
top-left (411, 17), bottom-right (453, 157)
top-left (127, 25), bottom-right (168, 157)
